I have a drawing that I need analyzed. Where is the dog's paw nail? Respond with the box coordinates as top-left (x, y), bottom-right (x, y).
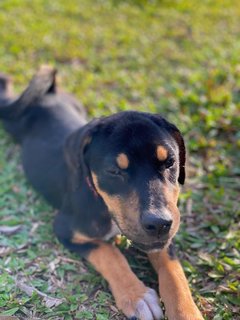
top-left (127, 288), bottom-right (163, 320)
top-left (142, 288), bottom-right (164, 319)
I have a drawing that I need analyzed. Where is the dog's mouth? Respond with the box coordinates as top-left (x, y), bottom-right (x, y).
top-left (112, 218), bottom-right (169, 252)
top-left (132, 240), bottom-right (167, 252)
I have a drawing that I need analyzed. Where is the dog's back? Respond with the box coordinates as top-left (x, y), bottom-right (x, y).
top-left (0, 67), bottom-right (87, 208)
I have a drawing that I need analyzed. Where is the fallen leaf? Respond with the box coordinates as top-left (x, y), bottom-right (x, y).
top-left (0, 317), bottom-right (19, 320)
top-left (0, 247), bottom-right (13, 257)
top-left (44, 296), bottom-right (64, 308)
top-left (0, 225), bottom-right (22, 235)
top-left (16, 280), bottom-right (65, 308)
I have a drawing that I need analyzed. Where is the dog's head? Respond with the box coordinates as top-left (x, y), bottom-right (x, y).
top-left (65, 111), bottom-right (185, 252)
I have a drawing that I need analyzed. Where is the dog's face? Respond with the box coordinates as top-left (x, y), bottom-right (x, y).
top-left (79, 112), bottom-right (185, 251)
top-left (67, 112), bottom-right (185, 252)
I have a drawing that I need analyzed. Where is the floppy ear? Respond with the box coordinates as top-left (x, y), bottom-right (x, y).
top-left (64, 119), bottom-right (102, 189)
top-left (150, 114), bottom-right (186, 185)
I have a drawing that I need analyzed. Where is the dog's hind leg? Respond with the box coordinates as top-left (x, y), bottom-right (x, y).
top-left (0, 65), bottom-right (56, 120)
top-left (0, 66), bottom-right (57, 142)
top-left (0, 73), bottom-right (13, 105)
top-left (148, 245), bottom-right (204, 320)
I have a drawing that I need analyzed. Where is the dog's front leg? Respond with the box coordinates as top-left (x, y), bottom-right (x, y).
top-left (87, 242), bottom-right (163, 320)
top-left (148, 247), bottom-right (203, 320)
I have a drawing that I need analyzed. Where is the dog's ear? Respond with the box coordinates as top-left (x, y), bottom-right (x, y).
top-left (64, 119), bottom-right (101, 188)
top-left (150, 114), bottom-right (186, 185)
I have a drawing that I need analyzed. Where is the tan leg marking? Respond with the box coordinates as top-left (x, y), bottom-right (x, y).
top-left (72, 231), bottom-right (94, 244)
top-left (156, 146), bottom-right (168, 161)
top-left (116, 153), bottom-right (129, 169)
top-left (88, 242), bottom-right (163, 319)
top-left (148, 249), bottom-right (203, 320)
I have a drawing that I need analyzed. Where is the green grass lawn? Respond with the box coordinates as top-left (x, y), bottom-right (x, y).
top-left (0, 0), bottom-right (239, 319)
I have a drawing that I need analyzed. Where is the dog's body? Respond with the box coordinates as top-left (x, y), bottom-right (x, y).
top-left (0, 67), bottom-right (203, 320)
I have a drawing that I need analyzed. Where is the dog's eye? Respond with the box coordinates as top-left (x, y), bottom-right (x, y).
top-left (106, 168), bottom-right (123, 177)
top-left (165, 158), bottom-right (175, 169)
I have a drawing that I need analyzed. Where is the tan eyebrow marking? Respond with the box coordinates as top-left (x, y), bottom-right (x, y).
top-left (157, 146), bottom-right (168, 161)
top-left (116, 153), bottom-right (129, 169)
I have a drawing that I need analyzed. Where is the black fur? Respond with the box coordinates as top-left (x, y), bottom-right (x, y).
top-left (0, 68), bottom-right (186, 256)
top-left (167, 242), bottom-right (177, 260)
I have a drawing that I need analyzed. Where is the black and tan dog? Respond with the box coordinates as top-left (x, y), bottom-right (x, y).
top-left (0, 67), bottom-right (203, 320)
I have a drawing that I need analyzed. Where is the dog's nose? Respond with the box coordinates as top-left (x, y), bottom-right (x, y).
top-left (141, 212), bottom-right (172, 237)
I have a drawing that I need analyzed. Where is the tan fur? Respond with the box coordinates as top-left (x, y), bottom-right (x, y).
top-left (91, 172), bottom-right (142, 238)
top-left (162, 183), bottom-right (180, 239)
top-left (148, 249), bottom-right (203, 320)
top-left (156, 145), bottom-right (168, 161)
top-left (116, 153), bottom-right (129, 169)
top-left (88, 242), bottom-right (147, 317)
top-left (84, 135), bottom-right (92, 146)
top-left (72, 231), bottom-right (94, 244)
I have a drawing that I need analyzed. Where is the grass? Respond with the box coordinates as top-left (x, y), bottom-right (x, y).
top-left (0, 0), bottom-right (239, 319)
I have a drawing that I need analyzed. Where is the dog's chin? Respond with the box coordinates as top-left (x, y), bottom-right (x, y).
top-left (132, 240), bottom-right (167, 252)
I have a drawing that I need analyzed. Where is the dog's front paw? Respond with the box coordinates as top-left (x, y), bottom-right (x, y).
top-left (116, 287), bottom-right (163, 320)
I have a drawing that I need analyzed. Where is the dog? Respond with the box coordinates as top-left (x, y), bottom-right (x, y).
top-left (0, 67), bottom-right (203, 320)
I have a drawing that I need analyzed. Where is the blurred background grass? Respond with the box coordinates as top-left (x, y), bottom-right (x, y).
top-left (0, 0), bottom-right (239, 319)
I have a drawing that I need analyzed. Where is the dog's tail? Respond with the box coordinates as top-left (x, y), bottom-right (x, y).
top-left (0, 66), bottom-right (57, 120)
